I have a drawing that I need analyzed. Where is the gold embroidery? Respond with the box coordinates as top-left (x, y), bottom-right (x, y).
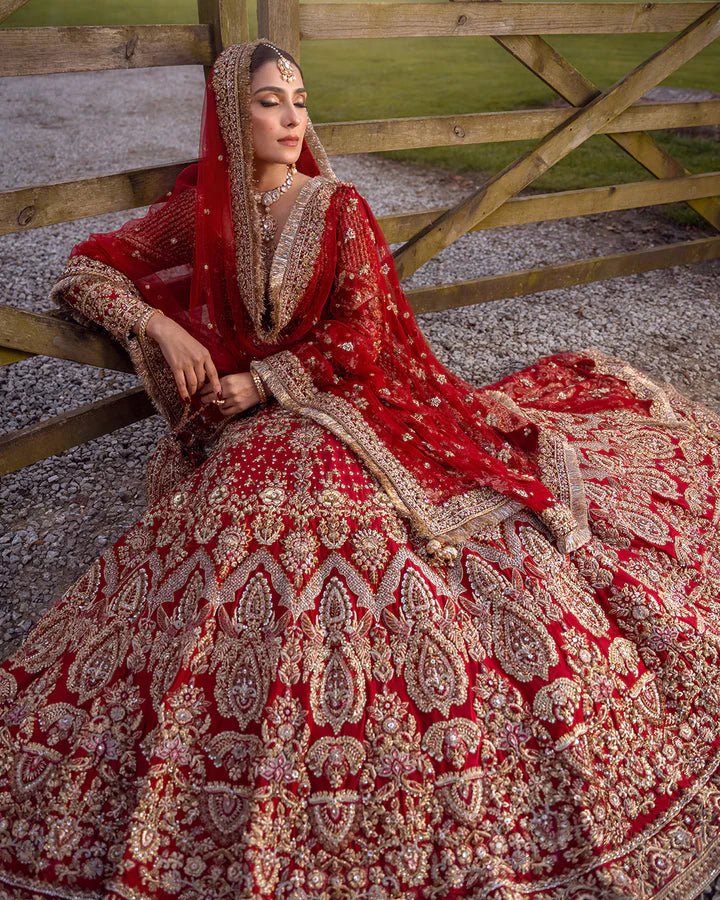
top-left (268, 178), bottom-right (337, 338)
top-left (251, 350), bottom-right (598, 559)
top-left (8, 166), bottom-right (720, 899)
top-left (211, 42), bottom-right (339, 344)
top-left (50, 254), bottom-right (150, 344)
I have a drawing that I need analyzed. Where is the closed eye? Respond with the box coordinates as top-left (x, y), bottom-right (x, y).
top-left (260, 101), bottom-right (307, 108)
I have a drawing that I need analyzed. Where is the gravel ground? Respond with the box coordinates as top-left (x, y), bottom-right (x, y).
top-left (1, 68), bottom-right (720, 892)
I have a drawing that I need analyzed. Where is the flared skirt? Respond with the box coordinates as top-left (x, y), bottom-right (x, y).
top-left (1, 350), bottom-right (720, 899)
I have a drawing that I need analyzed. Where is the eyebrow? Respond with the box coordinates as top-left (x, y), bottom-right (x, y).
top-left (253, 85), bottom-right (307, 95)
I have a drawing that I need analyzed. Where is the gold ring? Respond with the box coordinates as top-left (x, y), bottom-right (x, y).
top-left (213, 398), bottom-right (227, 406)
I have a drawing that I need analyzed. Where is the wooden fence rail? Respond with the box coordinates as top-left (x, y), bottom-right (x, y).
top-left (0, 25), bottom-right (214, 75)
top-left (0, 0), bottom-right (717, 476)
top-left (3, 101), bottom-right (720, 237)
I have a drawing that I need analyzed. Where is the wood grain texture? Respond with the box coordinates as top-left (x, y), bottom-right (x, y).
top-left (378, 172), bottom-right (720, 241)
top-left (0, 25), bottom-right (213, 77)
top-left (494, 25), bottom-right (720, 230)
top-left (393, 4), bottom-right (720, 279)
top-left (299, 2), bottom-right (717, 39)
top-left (407, 236), bottom-right (720, 314)
top-left (3, 101), bottom-right (718, 237)
top-left (258, 0), bottom-right (301, 61)
top-left (0, 306), bottom-right (134, 372)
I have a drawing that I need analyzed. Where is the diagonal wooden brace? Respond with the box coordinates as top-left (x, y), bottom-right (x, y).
top-left (0, 0), bottom-right (31, 25)
top-left (493, 25), bottom-right (720, 231)
top-left (393, 3), bottom-right (720, 281)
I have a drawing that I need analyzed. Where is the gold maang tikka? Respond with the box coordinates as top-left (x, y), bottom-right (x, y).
top-left (264, 41), bottom-right (297, 82)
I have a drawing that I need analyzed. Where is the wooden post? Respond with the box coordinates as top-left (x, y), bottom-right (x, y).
top-left (257, 0), bottom-right (301, 61)
top-left (198, 0), bottom-right (249, 76)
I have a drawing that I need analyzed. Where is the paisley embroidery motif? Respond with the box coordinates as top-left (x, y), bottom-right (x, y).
top-left (307, 790), bottom-right (363, 852)
top-left (66, 621), bottom-right (133, 704)
top-left (436, 767), bottom-right (486, 825)
top-left (306, 576), bottom-right (370, 733)
top-left (493, 595), bottom-right (559, 683)
top-left (12, 744), bottom-right (63, 797)
top-left (200, 781), bottom-right (253, 845)
top-left (2, 355), bottom-right (720, 898)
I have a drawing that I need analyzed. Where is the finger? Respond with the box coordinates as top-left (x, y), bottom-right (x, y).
top-left (194, 361), bottom-right (206, 394)
top-left (198, 381), bottom-right (214, 398)
top-left (172, 367), bottom-right (190, 402)
top-left (184, 365), bottom-right (199, 396)
top-left (205, 358), bottom-right (223, 399)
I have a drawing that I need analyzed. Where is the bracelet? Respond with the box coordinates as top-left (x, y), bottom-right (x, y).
top-left (136, 306), bottom-right (164, 342)
top-left (250, 367), bottom-right (269, 405)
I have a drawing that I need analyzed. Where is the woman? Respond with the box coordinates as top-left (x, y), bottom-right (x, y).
top-left (1, 38), bottom-right (719, 899)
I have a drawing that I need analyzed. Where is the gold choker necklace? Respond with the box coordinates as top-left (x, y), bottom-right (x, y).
top-left (253, 163), bottom-right (297, 250)
top-left (253, 163), bottom-right (296, 208)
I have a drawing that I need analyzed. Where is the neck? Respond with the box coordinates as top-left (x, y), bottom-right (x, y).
top-left (253, 161), bottom-right (292, 193)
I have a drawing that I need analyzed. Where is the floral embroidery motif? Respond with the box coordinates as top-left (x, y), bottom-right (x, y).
top-left (50, 254), bottom-right (151, 344)
top-left (2, 362), bottom-right (720, 897)
top-left (11, 38), bottom-right (720, 893)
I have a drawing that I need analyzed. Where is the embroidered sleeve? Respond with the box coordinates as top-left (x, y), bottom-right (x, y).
top-left (103, 184), bottom-right (196, 271)
top-left (250, 185), bottom-right (387, 402)
top-left (50, 180), bottom-right (197, 344)
top-left (49, 255), bottom-right (153, 345)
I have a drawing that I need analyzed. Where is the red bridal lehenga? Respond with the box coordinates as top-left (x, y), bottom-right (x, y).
top-left (1, 39), bottom-right (720, 900)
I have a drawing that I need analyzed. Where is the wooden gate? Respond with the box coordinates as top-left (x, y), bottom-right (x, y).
top-left (1, 0), bottom-right (719, 476)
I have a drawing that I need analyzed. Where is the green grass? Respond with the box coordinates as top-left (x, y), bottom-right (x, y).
top-left (3, 1), bottom-right (202, 26)
top-left (4, 1), bottom-right (719, 222)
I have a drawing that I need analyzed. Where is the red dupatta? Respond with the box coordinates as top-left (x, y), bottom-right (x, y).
top-left (50, 39), bottom-right (621, 564)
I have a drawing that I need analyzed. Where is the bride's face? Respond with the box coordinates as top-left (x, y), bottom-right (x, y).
top-left (249, 59), bottom-right (308, 167)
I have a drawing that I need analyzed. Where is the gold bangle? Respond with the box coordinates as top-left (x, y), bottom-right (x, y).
top-left (250, 367), bottom-right (268, 405)
top-left (137, 306), bottom-right (164, 342)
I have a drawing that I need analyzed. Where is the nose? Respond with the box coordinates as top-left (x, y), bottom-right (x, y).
top-left (283, 101), bottom-right (300, 128)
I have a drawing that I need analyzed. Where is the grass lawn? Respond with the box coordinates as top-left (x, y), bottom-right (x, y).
top-left (4, 0), bottom-right (718, 221)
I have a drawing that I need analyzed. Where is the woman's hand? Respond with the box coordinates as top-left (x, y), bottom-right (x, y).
top-left (143, 311), bottom-right (222, 403)
top-left (199, 372), bottom-right (263, 417)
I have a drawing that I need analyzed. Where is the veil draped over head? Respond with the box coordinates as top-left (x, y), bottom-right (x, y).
top-left (50, 38), bottom-right (654, 563)
top-left (53, 40), bottom-right (338, 374)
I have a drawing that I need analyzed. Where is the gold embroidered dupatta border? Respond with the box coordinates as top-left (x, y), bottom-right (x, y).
top-left (266, 177), bottom-right (338, 335)
top-left (210, 40), bottom-right (339, 344)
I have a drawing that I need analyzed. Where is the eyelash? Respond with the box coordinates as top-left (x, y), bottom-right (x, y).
top-left (260, 101), bottom-right (307, 108)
